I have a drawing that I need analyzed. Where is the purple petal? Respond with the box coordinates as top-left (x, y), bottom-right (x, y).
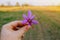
top-left (30, 15), bottom-right (35, 20)
top-left (23, 14), bottom-right (27, 19)
top-left (22, 20), bottom-right (27, 24)
top-left (32, 20), bottom-right (38, 24)
top-left (28, 10), bottom-right (32, 18)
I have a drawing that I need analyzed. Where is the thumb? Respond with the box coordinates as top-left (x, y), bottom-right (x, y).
top-left (16, 25), bottom-right (31, 36)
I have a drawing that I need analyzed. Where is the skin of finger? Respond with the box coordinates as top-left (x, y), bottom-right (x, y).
top-left (8, 21), bottom-right (22, 28)
top-left (2, 21), bottom-right (22, 32)
top-left (1, 20), bottom-right (30, 35)
top-left (1, 21), bottom-right (31, 40)
top-left (15, 25), bottom-right (31, 37)
top-left (1, 21), bottom-right (22, 40)
top-left (2, 20), bottom-right (30, 34)
top-left (1, 29), bottom-right (22, 40)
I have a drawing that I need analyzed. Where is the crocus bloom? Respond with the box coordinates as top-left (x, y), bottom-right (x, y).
top-left (22, 10), bottom-right (38, 26)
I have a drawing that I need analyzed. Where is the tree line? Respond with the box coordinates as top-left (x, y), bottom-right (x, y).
top-left (0, 2), bottom-right (31, 7)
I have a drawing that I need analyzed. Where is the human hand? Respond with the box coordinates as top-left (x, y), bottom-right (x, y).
top-left (1, 21), bottom-right (30, 40)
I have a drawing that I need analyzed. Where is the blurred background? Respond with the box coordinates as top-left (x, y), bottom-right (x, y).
top-left (0, 0), bottom-right (60, 40)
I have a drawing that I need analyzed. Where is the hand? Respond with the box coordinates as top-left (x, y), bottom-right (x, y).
top-left (1, 21), bottom-right (30, 40)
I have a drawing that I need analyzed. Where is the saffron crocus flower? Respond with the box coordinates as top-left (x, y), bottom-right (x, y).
top-left (22, 10), bottom-right (38, 26)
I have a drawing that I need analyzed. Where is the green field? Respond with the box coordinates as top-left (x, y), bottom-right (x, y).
top-left (0, 10), bottom-right (60, 40)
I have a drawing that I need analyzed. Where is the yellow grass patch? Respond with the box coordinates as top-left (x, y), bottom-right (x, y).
top-left (0, 6), bottom-right (60, 11)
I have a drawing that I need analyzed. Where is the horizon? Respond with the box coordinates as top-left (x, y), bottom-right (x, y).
top-left (0, 0), bottom-right (60, 6)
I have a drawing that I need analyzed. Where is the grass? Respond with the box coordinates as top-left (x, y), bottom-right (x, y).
top-left (0, 10), bottom-right (60, 40)
top-left (0, 6), bottom-right (60, 11)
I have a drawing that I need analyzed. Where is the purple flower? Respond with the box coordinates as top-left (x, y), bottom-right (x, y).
top-left (22, 10), bottom-right (38, 25)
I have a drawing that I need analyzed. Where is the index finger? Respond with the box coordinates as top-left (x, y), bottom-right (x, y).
top-left (3, 21), bottom-right (23, 31)
top-left (9, 21), bottom-right (22, 27)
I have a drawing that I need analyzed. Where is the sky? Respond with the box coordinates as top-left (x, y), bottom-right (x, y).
top-left (0, 0), bottom-right (60, 6)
